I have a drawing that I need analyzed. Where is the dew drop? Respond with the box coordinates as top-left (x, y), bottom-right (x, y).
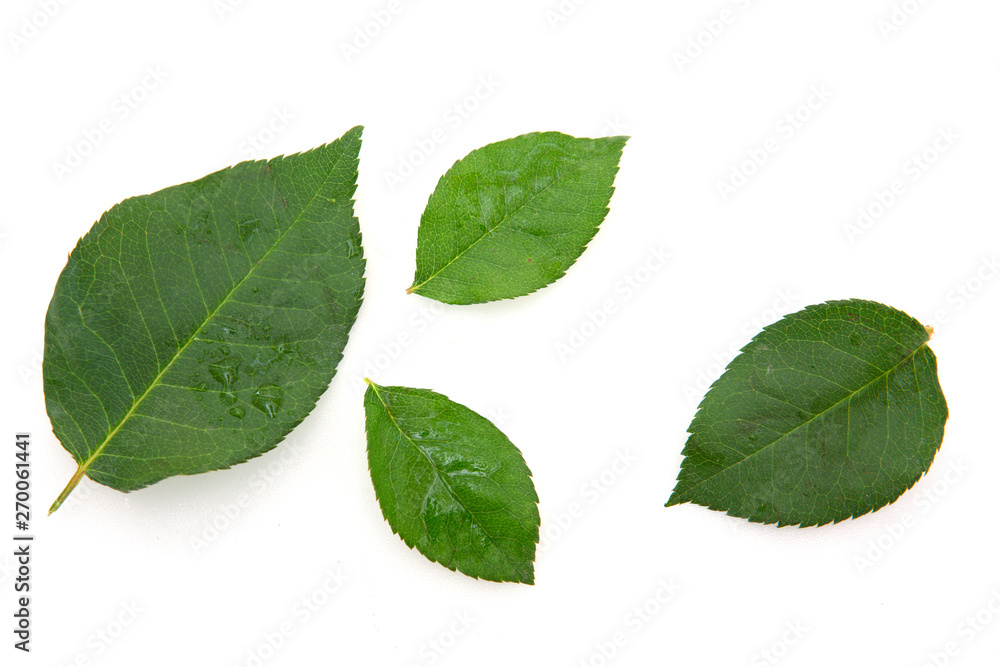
top-left (209, 356), bottom-right (242, 388)
top-left (251, 384), bottom-right (284, 418)
top-left (238, 218), bottom-right (261, 244)
top-left (345, 233), bottom-right (363, 259)
top-left (229, 406), bottom-right (246, 419)
top-left (192, 381), bottom-right (208, 392)
top-left (220, 346), bottom-right (231, 356)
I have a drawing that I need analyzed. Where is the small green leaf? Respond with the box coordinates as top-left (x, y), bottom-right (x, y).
top-left (364, 380), bottom-right (540, 583)
top-left (407, 131), bottom-right (628, 304)
top-left (667, 299), bottom-right (948, 527)
top-left (45, 127), bottom-right (367, 513)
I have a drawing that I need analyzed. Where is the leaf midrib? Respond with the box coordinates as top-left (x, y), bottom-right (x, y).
top-left (366, 382), bottom-right (530, 582)
top-left (51, 148), bottom-right (350, 513)
top-left (408, 142), bottom-right (595, 294)
top-left (671, 341), bottom-right (929, 503)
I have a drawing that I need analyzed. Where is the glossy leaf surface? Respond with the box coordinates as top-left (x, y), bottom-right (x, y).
top-left (45, 127), bottom-right (366, 512)
top-left (364, 380), bottom-right (540, 583)
top-left (408, 131), bottom-right (628, 304)
top-left (667, 299), bottom-right (948, 527)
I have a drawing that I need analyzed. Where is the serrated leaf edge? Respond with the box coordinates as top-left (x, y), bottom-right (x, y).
top-left (408, 132), bottom-right (629, 304)
top-left (666, 298), bottom-right (947, 528)
top-left (364, 379), bottom-right (537, 584)
top-left (48, 128), bottom-right (365, 514)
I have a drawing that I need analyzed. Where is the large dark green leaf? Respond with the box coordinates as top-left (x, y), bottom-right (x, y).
top-left (407, 131), bottom-right (628, 304)
top-left (45, 127), bottom-right (366, 513)
top-left (667, 299), bottom-right (948, 527)
top-left (364, 380), bottom-right (540, 583)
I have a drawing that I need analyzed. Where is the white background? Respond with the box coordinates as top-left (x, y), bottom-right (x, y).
top-left (3, 1), bottom-right (1000, 665)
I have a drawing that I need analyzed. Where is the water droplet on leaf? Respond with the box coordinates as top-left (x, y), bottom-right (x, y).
top-left (251, 384), bottom-right (284, 418)
top-left (238, 218), bottom-right (260, 244)
top-left (209, 356), bottom-right (242, 388)
top-left (345, 233), bottom-right (363, 259)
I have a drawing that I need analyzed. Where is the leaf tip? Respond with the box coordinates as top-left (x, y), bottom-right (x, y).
top-left (664, 491), bottom-right (686, 508)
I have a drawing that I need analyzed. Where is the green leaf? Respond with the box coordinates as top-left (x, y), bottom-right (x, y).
top-left (407, 131), bottom-right (628, 304)
top-left (667, 299), bottom-right (948, 527)
top-left (364, 380), bottom-right (540, 583)
top-left (44, 127), bottom-right (367, 514)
